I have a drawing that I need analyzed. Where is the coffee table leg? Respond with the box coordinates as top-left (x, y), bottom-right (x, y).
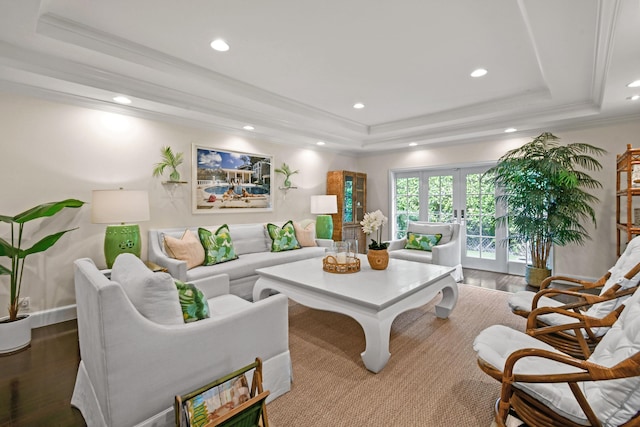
top-left (359, 316), bottom-right (394, 373)
top-left (434, 279), bottom-right (458, 319)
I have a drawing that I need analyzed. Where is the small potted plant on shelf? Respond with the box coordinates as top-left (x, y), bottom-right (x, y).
top-left (486, 132), bottom-right (605, 286)
top-left (275, 163), bottom-right (298, 188)
top-left (152, 146), bottom-right (185, 183)
top-left (361, 209), bottom-right (389, 270)
top-left (0, 199), bottom-right (84, 354)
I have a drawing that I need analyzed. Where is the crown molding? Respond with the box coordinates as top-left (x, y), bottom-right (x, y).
top-left (36, 13), bottom-right (367, 135)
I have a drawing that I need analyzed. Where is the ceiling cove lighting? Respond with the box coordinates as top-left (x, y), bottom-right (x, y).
top-left (629, 95), bottom-right (640, 101)
top-left (470, 68), bottom-right (488, 78)
top-left (113, 96), bottom-right (132, 104)
top-left (353, 102), bottom-right (365, 109)
top-left (210, 39), bottom-right (230, 52)
top-left (627, 80), bottom-right (640, 88)
top-left (504, 128), bottom-right (517, 133)
top-left (243, 125), bottom-right (255, 131)
top-left (409, 142), bottom-right (418, 147)
top-left (316, 141), bottom-right (325, 146)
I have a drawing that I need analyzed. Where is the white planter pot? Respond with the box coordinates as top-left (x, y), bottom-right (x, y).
top-left (0, 315), bottom-right (32, 355)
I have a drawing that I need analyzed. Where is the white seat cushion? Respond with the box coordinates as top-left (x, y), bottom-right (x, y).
top-left (507, 291), bottom-right (566, 313)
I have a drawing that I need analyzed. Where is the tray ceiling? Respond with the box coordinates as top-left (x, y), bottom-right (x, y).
top-left (0, 0), bottom-right (638, 153)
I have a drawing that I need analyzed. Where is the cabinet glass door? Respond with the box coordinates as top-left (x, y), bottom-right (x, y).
top-left (355, 174), bottom-right (365, 223)
top-left (343, 173), bottom-right (354, 223)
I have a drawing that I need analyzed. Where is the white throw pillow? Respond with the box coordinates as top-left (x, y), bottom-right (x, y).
top-left (111, 253), bottom-right (183, 325)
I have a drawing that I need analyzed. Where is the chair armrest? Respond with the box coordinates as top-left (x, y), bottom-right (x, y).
top-left (431, 239), bottom-right (461, 266)
top-left (387, 238), bottom-right (407, 251)
top-left (192, 274), bottom-right (230, 299)
top-left (315, 238), bottom-right (334, 248)
top-left (526, 305), bottom-right (621, 334)
top-left (540, 273), bottom-right (608, 290)
top-left (147, 230), bottom-right (188, 281)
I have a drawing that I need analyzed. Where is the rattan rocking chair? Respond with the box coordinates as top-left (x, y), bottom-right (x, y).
top-left (522, 266), bottom-right (640, 359)
top-left (508, 237), bottom-right (640, 358)
top-left (510, 236), bottom-right (640, 314)
top-left (473, 287), bottom-right (640, 427)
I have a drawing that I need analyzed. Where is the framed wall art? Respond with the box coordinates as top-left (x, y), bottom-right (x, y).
top-left (192, 144), bottom-right (274, 214)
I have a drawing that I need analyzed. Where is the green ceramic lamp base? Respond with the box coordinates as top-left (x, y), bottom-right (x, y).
top-left (104, 224), bottom-right (142, 268)
top-left (315, 215), bottom-right (334, 240)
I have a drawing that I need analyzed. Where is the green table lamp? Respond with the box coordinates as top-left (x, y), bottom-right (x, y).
top-left (310, 195), bottom-right (338, 240)
top-left (91, 189), bottom-right (150, 268)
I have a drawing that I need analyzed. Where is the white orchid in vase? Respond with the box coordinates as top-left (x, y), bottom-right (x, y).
top-left (360, 210), bottom-right (389, 250)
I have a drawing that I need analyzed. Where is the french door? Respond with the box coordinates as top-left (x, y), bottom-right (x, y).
top-left (393, 166), bottom-right (522, 274)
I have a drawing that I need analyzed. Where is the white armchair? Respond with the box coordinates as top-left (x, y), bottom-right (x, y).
top-left (71, 255), bottom-right (291, 427)
top-left (387, 222), bottom-right (463, 281)
top-left (473, 283), bottom-right (640, 426)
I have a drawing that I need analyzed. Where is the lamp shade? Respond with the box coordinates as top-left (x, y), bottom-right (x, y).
top-left (91, 190), bottom-right (150, 224)
top-left (91, 189), bottom-right (150, 268)
top-left (310, 195), bottom-right (337, 214)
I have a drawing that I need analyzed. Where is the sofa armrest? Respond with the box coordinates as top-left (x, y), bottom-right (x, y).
top-left (387, 238), bottom-right (407, 251)
top-left (192, 274), bottom-right (230, 299)
top-left (431, 239), bottom-right (461, 266)
top-left (148, 229), bottom-right (188, 281)
top-left (315, 238), bottom-right (334, 248)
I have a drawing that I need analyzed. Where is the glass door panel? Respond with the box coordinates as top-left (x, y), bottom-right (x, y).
top-left (392, 165), bottom-right (514, 273)
top-left (343, 174), bottom-right (354, 223)
top-left (393, 175), bottom-right (420, 238)
top-left (461, 168), bottom-right (505, 271)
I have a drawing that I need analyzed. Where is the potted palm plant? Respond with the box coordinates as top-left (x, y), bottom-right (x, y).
top-left (275, 163), bottom-right (298, 188)
top-left (0, 199), bottom-right (84, 353)
top-left (152, 146), bottom-right (184, 182)
top-left (487, 132), bottom-right (605, 286)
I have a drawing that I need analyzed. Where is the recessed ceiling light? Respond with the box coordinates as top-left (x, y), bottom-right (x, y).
top-left (353, 102), bottom-right (365, 109)
top-left (316, 141), bottom-right (325, 146)
top-left (113, 96), bottom-right (132, 105)
top-left (210, 39), bottom-right (230, 52)
top-left (470, 68), bottom-right (488, 78)
top-left (243, 125), bottom-right (254, 131)
top-left (504, 128), bottom-right (517, 133)
top-left (629, 95), bottom-right (640, 101)
top-left (409, 142), bottom-right (418, 147)
top-left (627, 80), bottom-right (640, 88)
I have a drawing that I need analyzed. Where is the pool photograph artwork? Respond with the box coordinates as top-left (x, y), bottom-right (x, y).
top-left (192, 144), bottom-right (273, 213)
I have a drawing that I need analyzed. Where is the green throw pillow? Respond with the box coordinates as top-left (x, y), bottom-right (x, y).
top-left (267, 220), bottom-right (301, 252)
top-left (174, 280), bottom-right (210, 323)
top-left (405, 232), bottom-right (442, 252)
top-left (198, 225), bottom-right (238, 266)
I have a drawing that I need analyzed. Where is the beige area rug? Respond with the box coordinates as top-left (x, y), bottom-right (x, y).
top-left (267, 284), bottom-right (526, 427)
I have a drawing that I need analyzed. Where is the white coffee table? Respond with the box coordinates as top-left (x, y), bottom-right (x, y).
top-left (253, 255), bottom-right (458, 373)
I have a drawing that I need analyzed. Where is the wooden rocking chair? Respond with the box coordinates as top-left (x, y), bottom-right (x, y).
top-left (508, 238), bottom-right (640, 358)
top-left (473, 287), bottom-right (640, 427)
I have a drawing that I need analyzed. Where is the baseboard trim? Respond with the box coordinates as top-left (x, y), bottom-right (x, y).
top-left (28, 304), bottom-right (77, 329)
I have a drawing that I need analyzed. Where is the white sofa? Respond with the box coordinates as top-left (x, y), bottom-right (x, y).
top-left (71, 255), bottom-right (292, 427)
top-left (387, 222), bottom-right (463, 282)
top-left (149, 222), bottom-right (331, 300)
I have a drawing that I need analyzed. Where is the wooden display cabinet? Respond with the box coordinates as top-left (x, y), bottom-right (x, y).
top-left (327, 171), bottom-right (367, 253)
top-left (616, 144), bottom-right (640, 256)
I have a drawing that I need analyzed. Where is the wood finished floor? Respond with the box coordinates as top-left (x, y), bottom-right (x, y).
top-left (0, 269), bottom-right (530, 427)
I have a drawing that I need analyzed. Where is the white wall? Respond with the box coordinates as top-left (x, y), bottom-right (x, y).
top-left (0, 92), bottom-right (355, 317)
top-left (3, 89), bottom-right (639, 320)
top-left (357, 120), bottom-right (640, 280)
